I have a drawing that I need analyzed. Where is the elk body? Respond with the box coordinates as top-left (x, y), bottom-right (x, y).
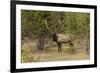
top-left (45, 20), bottom-right (74, 52)
top-left (52, 33), bottom-right (73, 52)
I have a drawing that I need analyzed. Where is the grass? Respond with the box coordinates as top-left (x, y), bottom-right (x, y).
top-left (21, 43), bottom-right (90, 63)
top-left (21, 37), bottom-right (90, 63)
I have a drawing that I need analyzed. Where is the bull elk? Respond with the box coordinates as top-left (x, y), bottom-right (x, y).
top-left (44, 20), bottom-right (74, 52)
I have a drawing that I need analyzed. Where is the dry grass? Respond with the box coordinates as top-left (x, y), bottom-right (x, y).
top-left (21, 40), bottom-right (90, 63)
top-left (21, 48), bottom-right (89, 63)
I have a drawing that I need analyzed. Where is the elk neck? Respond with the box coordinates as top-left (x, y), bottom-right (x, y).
top-left (52, 33), bottom-right (58, 42)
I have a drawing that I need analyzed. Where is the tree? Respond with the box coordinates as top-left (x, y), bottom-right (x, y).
top-left (21, 10), bottom-right (90, 50)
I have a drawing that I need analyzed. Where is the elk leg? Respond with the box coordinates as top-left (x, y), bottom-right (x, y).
top-left (69, 41), bottom-right (76, 53)
top-left (58, 43), bottom-right (62, 52)
top-left (57, 43), bottom-right (60, 52)
top-left (59, 44), bottom-right (62, 52)
top-left (69, 42), bottom-right (73, 50)
top-left (70, 42), bottom-right (73, 46)
top-left (68, 40), bottom-right (73, 46)
top-left (57, 43), bottom-right (59, 52)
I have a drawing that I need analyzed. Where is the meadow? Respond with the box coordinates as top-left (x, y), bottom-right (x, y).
top-left (21, 37), bottom-right (90, 63)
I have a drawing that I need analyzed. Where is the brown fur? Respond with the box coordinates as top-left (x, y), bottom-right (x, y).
top-left (52, 33), bottom-right (73, 52)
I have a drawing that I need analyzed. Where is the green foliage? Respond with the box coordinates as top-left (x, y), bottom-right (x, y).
top-left (21, 10), bottom-right (90, 39)
top-left (21, 10), bottom-right (90, 50)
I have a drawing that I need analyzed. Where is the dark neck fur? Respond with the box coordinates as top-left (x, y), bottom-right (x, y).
top-left (53, 33), bottom-right (57, 42)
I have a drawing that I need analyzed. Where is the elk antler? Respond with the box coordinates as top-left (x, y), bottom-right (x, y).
top-left (44, 20), bottom-right (53, 34)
